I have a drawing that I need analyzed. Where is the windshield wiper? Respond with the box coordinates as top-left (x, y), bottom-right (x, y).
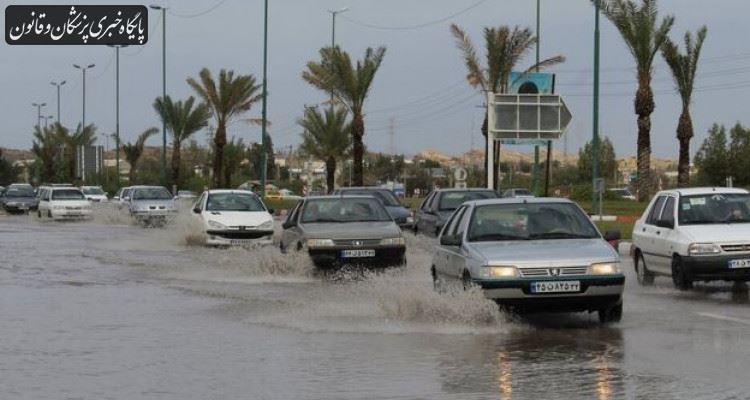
top-left (469, 233), bottom-right (528, 241)
top-left (529, 232), bottom-right (596, 239)
top-left (304, 218), bottom-right (342, 223)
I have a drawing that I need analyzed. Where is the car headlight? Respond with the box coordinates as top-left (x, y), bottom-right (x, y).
top-left (406, 216), bottom-right (414, 224)
top-left (380, 237), bottom-right (405, 245)
top-left (588, 262), bottom-right (621, 275)
top-left (258, 220), bottom-right (273, 230)
top-left (479, 266), bottom-right (519, 279)
top-left (689, 243), bottom-right (721, 255)
top-left (207, 220), bottom-right (227, 229)
top-left (306, 238), bottom-right (335, 248)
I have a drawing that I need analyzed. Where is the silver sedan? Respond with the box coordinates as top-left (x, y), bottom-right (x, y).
top-left (431, 197), bottom-right (624, 323)
top-left (280, 195), bottom-right (406, 268)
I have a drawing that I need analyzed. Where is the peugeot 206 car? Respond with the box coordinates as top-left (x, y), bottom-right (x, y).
top-left (631, 187), bottom-right (750, 290)
top-left (191, 189), bottom-right (274, 247)
top-left (280, 195), bottom-right (406, 268)
top-left (431, 197), bottom-right (624, 323)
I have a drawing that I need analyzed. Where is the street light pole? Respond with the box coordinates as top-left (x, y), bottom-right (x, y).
top-left (150, 5), bottom-right (168, 186)
top-left (260, 0), bottom-right (269, 197)
top-left (50, 80), bottom-right (66, 124)
top-left (107, 44), bottom-right (128, 185)
top-left (73, 63), bottom-right (95, 130)
top-left (328, 7), bottom-right (349, 107)
top-left (31, 102), bottom-right (47, 128)
top-left (592, 1), bottom-right (601, 210)
top-left (532, 0), bottom-right (541, 195)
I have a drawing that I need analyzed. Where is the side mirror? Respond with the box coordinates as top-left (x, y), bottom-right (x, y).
top-left (267, 208), bottom-right (275, 215)
top-left (655, 219), bottom-right (674, 230)
top-left (192, 207), bottom-right (201, 214)
top-left (282, 220), bottom-right (296, 229)
top-left (440, 234), bottom-right (462, 247)
top-left (604, 230), bottom-right (621, 242)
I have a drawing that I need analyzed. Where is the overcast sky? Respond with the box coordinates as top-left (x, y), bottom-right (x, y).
top-left (2, 0), bottom-right (748, 159)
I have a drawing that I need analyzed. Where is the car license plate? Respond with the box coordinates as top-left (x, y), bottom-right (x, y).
top-left (530, 281), bottom-right (581, 294)
top-left (341, 249), bottom-right (376, 258)
top-left (230, 239), bottom-right (252, 246)
top-left (728, 259), bottom-right (750, 269)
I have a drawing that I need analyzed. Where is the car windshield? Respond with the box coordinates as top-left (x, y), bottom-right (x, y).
top-left (439, 190), bottom-right (497, 211)
top-left (206, 193), bottom-right (265, 212)
top-left (82, 187), bottom-right (105, 195)
top-left (4, 188), bottom-right (34, 197)
top-left (132, 187), bottom-right (172, 200)
top-left (468, 202), bottom-right (600, 242)
top-left (341, 189), bottom-right (400, 206)
top-left (513, 189), bottom-right (532, 196)
top-left (51, 189), bottom-right (85, 200)
top-left (679, 193), bottom-right (750, 224)
top-left (301, 198), bottom-right (392, 223)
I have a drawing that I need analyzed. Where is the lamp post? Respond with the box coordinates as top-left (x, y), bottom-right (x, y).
top-left (44, 115), bottom-right (54, 129)
top-left (532, 0), bottom-right (541, 195)
top-left (107, 44), bottom-right (129, 185)
top-left (31, 102), bottom-right (47, 128)
top-left (150, 5), bottom-right (167, 186)
top-left (327, 7), bottom-right (348, 109)
top-left (50, 80), bottom-right (66, 124)
top-left (260, 0), bottom-right (268, 197)
top-left (592, 1), bottom-right (601, 211)
top-left (73, 63), bottom-right (95, 129)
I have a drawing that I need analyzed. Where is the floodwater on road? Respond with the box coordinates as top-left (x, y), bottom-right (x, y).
top-left (2, 208), bottom-right (750, 399)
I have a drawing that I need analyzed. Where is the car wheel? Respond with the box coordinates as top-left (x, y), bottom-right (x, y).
top-left (47, 210), bottom-right (52, 218)
top-left (279, 242), bottom-right (287, 254)
top-left (635, 251), bottom-right (654, 286)
top-left (37, 210), bottom-right (42, 218)
top-left (671, 255), bottom-right (693, 291)
top-left (296, 242), bottom-right (304, 252)
top-left (598, 301), bottom-right (623, 324)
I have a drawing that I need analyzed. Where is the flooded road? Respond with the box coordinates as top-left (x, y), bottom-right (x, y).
top-left (2, 211), bottom-right (750, 399)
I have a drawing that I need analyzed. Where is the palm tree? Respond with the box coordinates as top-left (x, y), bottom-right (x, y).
top-left (153, 95), bottom-right (211, 187)
top-left (661, 26), bottom-right (707, 187)
top-left (31, 125), bottom-right (59, 183)
top-left (298, 106), bottom-right (351, 193)
top-left (55, 123), bottom-right (97, 181)
top-left (223, 137), bottom-right (246, 187)
top-left (302, 46), bottom-right (386, 186)
top-left (122, 128), bottom-right (158, 185)
top-left (187, 68), bottom-right (262, 188)
top-left (450, 24), bottom-right (565, 186)
top-left (594, 0), bottom-right (674, 200)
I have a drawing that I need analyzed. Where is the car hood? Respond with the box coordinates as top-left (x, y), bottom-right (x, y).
top-left (678, 224), bottom-right (750, 243)
top-left (52, 200), bottom-right (90, 207)
top-left (203, 211), bottom-right (272, 227)
top-left (301, 221), bottom-right (401, 239)
top-left (469, 238), bottom-right (618, 267)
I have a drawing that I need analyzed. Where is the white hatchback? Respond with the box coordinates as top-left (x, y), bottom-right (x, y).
top-left (81, 186), bottom-right (108, 203)
top-left (631, 187), bottom-right (750, 290)
top-left (192, 189), bottom-right (274, 247)
top-left (37, 187), bottom-right (92, 220)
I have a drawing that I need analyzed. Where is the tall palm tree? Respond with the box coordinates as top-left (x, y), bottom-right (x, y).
top-left (122, 128), bottom-right (158, 185)
top-left (298, 106), bottom-right (351, 193)
top-left (222, 137), bottom-right (246, 187)
top-left (302, 46), bottom-right (386, 186)
top-left (595, 0), bottom-right (674, 200)
top-left (661, 26), bottom-right (707, 188)
top-left (153, 95), bottom-right (211, 187)
top-left (450, 24), bottom-right (565, 186)
top-left (187, 68), bottom-right (262, 188)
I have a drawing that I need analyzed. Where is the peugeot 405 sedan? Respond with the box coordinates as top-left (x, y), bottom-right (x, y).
top-left (631, 187), bottom-right (750, 290)
top-left (414, 188), bottom-right (498, 236)
top-left (192, 189), bottom-right (274, 247)
top-left (127, 186), bottom-right (178, 226)
top-left (280, 195), bottom-right (406, 268)
top-left (432, 197), bottom-right (624, 323)
top-left (0, 185), bottom-right (36, 214)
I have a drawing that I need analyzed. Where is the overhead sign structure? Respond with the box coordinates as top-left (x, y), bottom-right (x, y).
top-left (508, 72), bottom-right (555, 94)
top-left (486, 92), bottom-right (573, 189)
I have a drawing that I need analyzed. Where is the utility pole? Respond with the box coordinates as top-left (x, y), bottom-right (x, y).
top-left (150, 5), bottom-right (168, 186)
top-left (32, 102), bottom-right (46, 128)
top-left (107, 44), bottom-right (128, 186)
top-left (260, 0), bottom-right (269, 197)
top-left (592, 1), bottom-right (601, 210)
top-left (328, 7), bottom-right (349, 108)
top-left (50, 81), bottom-right (66, 124)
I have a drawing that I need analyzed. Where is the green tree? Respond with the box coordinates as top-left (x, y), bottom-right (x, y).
top-left (0, 149), bottom-right (18, 185)
top-left (247, 133), bottom-right (275, 181)
top-left (450, 24), bottom-right (564, 186)
top-left (578, 136), bottom-right (617, 182)
top-left (122, 128), bottom-right (158, 185)
top-left (153, 95), bottom-right (211, 188)
top-left (693, 124), bottom-right (729, 186)
top-left (187, 68), bottom-right (262, 188)
top-left (594, 0), bottom-right (675, 200)
top-left (302, 46), bottom-right (386, 186)
top-left (298, 106), bottom-right (351, 193)
top-left (728, 123), bottom-right (750, 186)
top-left (31, 125), bottom-right (59, 183)
top-left (661, 26), bottom-right (707, 187)
top-left (223, 137), bottom-right (246, 187)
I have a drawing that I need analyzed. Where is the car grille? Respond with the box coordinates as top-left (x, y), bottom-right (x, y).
top-left (149, 205), bottom-right (166, 210)
top-left (332, 238), bottom-right (382, 246)
top-left (65, 206), bottom-right (82, 210)
top-left (721, 244), bottom-right (750, 253)
top-left (519, 266), bottom-right (589, 277)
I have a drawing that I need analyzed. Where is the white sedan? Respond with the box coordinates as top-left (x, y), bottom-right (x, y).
top-left (192, 190), bottom-right (274, 247)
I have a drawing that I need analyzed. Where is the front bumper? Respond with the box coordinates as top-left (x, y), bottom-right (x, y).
top-left (3, 203), bottom-right (31, 213)
top-left (308, 245), bottom-right (406, 268)
top-left (472, 276), bottom-right (625, 312)
top-left (682, 254), bottom-right (750, 282)
top-left (131, 211), bottom-right (177, 221)
top-left (205, 229), bottom-right (274, 247)
top-left (50, 209), bottom-right (92, 220)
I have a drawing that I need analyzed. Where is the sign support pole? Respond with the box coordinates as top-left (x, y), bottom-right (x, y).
top-left (486, 91), bottom-right (495, 190)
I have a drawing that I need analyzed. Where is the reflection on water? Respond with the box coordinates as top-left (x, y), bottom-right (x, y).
top-left (595, 354), bottom-right (613, 400)
top-left (496, 352), bottom-right (513, 400)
